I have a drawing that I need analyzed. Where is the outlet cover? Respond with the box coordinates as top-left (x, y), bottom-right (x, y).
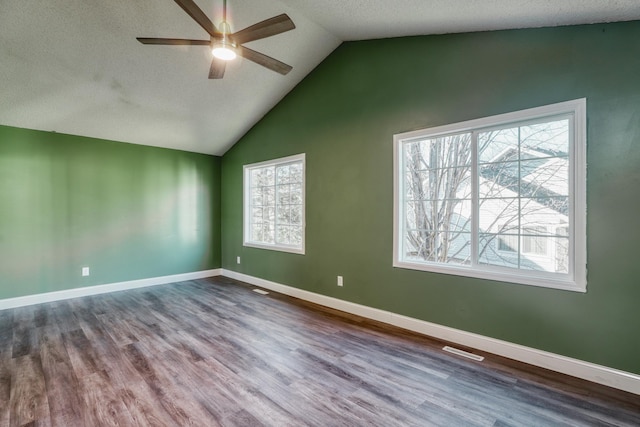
top-left (82, 267), bottom-right (90, 277)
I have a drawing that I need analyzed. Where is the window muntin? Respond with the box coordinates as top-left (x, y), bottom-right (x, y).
top-left (393, 99), bottom-right (586, 291)
top-left (244, 154), bottom-right (305, 254)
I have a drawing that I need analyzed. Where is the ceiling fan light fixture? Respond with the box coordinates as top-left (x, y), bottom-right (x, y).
top-left (212, 20), bottom-right (236, 60)
top-left (212, 40), bottom-right (236, 60)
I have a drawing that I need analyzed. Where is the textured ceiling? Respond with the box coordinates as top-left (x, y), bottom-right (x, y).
top-left (281, 0), bottom-right (640, 41)
top-left (1, 1), bottom-right (639, 155)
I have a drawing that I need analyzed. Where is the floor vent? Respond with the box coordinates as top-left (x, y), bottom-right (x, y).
top-left (252, 288), bottom-right (269, 295)
top-left (443, 345), bottom-right (484, 362)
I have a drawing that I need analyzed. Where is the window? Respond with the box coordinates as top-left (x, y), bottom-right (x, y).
top-left (393, 99), bottom-right (586, 291)
top-left (522, 226), bottom-right (548, 256)
top-left (498, 226), bottom-right (548, 256)
top-left (498, 233), bottom-right (517, 253)
top-left (244, 154), bottom-right (305, 254)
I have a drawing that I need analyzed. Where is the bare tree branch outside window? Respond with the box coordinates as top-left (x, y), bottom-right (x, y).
top-left (402, 119), bottom-right (569, 273)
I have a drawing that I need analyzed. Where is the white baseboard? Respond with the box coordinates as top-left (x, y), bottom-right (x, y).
top-left (0, 269), bottom-right (222, 310)
top-left (222, 269), bottom-right (640, 396)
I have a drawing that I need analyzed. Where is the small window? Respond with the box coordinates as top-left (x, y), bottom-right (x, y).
top-left (522, 226), bottom-right (548, 256)
top-left (498, 234), bottom-right (517, 252)
top-left (243, 154), bottom-right (305, 254)
top-left (499, 226), bottom-right (548, 256)
top-left (393, 99), bottom-right (587, 291)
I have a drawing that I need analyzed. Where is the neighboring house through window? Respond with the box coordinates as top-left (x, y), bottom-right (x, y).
top-left (243, 154), bottom-right (305, 254)
top-left (393, 99), bottom-right (586, 291)
top-left (498, 226), bottom-right (549, 257)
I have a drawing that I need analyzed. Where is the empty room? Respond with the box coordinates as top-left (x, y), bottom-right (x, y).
top-left (1, 0), bottom-right (639, 425)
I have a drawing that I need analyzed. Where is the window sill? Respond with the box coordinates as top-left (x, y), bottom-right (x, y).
top-left (393, 259), bottom-right (586, 293)
top-left (244, 242), bottom-right (305, 255)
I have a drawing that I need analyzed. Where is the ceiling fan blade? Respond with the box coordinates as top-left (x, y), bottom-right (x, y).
top-left (237, 46), bottom-right (292, 75)
top-left (137, 38), bottom-right (210, 46)
top-left (173, 0), bottom-right (219, 37)
top-left (232, 14), bottom-right (295, 45)
top-left (209, 58), bottom-right (226, 79)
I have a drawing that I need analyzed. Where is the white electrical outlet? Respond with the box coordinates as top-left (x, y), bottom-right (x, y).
top-left (237, 256), bottom-right (241, 264)
top-left (337, 276), bottom-right (343, 287)
top-left (82, 267), bottom-right (90, 277)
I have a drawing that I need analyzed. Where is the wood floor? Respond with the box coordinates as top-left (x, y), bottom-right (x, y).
top-left (0, 277), bottom-right (638, 426)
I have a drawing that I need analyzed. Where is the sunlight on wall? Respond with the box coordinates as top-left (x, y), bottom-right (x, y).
top-left (178, 159), bottom-right (199, 245)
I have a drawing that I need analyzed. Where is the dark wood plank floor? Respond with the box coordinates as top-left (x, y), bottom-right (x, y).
top-left (1, 276), bottom-right (638, 426)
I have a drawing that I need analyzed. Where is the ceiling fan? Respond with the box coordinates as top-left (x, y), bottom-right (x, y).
top-left (137, 0), bottom-right (295, 79)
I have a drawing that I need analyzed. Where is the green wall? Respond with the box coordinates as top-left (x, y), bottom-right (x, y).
top-left (221, 21), bottom-right (640, 374)
top-left (0, 125), bottom-right (221, 299)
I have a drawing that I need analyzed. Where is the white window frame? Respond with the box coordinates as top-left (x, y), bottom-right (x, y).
top-left (243, 153), bottom-right (306, 254)
top-left (393, 99), bottom-right (587, 292)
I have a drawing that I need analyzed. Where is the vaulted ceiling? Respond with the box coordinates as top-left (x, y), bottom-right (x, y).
top-left (1, 0), bottom-right (639, 155)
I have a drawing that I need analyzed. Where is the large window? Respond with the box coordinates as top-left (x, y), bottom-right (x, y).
top-left (244, 154), bottom-right (305, 254)
top-left (393, 99), bottom-right (586, 291)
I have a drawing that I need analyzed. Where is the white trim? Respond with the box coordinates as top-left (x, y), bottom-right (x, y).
top-left (396, 99), bottom-right (587, 141)
top-left (573, 98), bottom-right (588, 288)
top-left (393, 98), bottom-right (587, 292)
top-left (0, 269), bottom-right (222, 310)
top-left (243, 241), bottom-right (305, 255)
top-left (222, 269), bottom-right (640, 396)
top-left (243, 153), bottom-right (306, 255)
